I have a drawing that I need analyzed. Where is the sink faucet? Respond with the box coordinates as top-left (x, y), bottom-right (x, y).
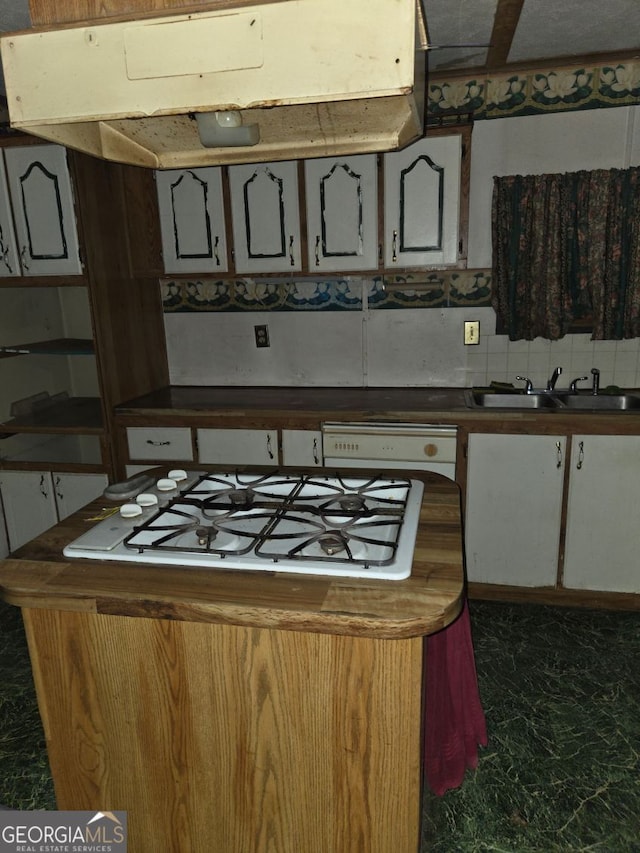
top-left (546, 366), bottom-right (563, 391)
top-left (591, 367), bottom-right (600, 395)
top-left (516, 375), bottom-right (533, 393)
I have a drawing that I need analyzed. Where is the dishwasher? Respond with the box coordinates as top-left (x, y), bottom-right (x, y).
top-left (321, 422), bottom-right (457, 480)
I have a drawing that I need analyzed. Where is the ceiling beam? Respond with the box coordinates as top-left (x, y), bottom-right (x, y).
top-left (485, 0), bottom-right (525, 68)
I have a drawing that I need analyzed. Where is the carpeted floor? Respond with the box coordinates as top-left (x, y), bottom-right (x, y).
top-left (1, 599), bottom-right (639, 851)
top-left (423, 601), bottom-right (640, 852)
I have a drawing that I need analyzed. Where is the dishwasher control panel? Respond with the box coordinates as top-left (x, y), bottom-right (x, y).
top-left (321, 422), bottom-right (457, 477)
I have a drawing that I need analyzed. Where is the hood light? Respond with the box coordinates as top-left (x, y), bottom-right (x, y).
top-left (195, 110), bottom-right (260, 147)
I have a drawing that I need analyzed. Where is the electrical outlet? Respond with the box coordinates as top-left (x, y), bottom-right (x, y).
top-left (464, 320), bottom-right (480, 345)
top-left (254, 324), bottom-right (270, 348)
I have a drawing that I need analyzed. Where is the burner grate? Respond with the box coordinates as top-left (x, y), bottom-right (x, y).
top-left (121, 471), bottom-right (411, 566)
top-left (63, 470), bottom-right (424, 580)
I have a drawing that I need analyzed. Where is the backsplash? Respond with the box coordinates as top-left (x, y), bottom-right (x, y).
top-left (469, 326), bottom-right (640, 391)
top-left (162, 276), bottom-right (640, 389)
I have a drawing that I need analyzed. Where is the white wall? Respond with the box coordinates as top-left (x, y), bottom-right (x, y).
top-left (165, 105), bottom-right (640, 389)
top-left (468, 105), bottom-right (640, 267)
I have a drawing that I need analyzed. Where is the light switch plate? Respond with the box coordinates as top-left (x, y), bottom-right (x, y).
top-left (464, 320), bottom-right (480, 345)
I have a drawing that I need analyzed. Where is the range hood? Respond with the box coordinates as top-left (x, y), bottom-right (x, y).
top-left (0, 0), bottom-right (427, 169)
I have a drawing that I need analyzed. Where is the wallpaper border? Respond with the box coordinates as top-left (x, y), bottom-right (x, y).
top-left (428, 60), bottom-right (640, 122)
top-left (161, 271), bottom-right (492, 313)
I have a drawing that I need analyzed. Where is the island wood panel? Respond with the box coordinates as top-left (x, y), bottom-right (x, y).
top-left (23, 607), bottom-right (424, 853)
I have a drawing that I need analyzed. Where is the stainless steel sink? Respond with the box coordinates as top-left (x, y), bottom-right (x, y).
top-left (556, 394), bottom-right (640, 410)
top-left (465, 391), bottom-right (560, 409)
top-left (465, 389), bottom-right (640, 411)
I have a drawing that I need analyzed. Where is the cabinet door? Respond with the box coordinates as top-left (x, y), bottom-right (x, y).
top-left (228, 161), bottom-right (301, 273)
top-left (3, 145), bottom-right (82, 276)
top-left (304, 155), bottom-right (378, 272)
top-left (0, 157), bottom-right (20, 277)
top-left (383, 135), bottom-right (461, 268)
top-left (156, 167), bottom-right (228, 274)
top-left (197, 428), bottom-right (278, 465)
top-left (0, 471), bottom-right (58, 551)
top-left (465, 433), bottom-right (565, 587)
top-left (53, 472), bottom-right (109, 520)
top-left (563, 435), bottom-right (640, 593)
top-left (281, 429), bottom-right (322, 467)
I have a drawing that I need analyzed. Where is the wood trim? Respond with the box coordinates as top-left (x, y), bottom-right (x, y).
top-left (28, 0), bottom-right (286, 27)
top-left (485, 0), bottom-right (525, 69)
top-left (468, 582), bottom-right (640, 611)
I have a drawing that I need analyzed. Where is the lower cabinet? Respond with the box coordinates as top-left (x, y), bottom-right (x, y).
top-left (466, 432), bottom-right (640, 594)
top-left (563, 435), bottom-right (640, 593)
top-left (281, 429), bottom-right (322, 467)
top-left (126, 427), bottom-right (194, 462)
top-left (0, 470), bottom-right (108, 552)
top-left (197, 428), bottom-right (278, 466)
top-left (465, 433), bottom-right (565, 587)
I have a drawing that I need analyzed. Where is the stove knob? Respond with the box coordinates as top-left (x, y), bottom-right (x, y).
top-left (424, 443), bottom-right (438, 458)
top-left (120, 502), bottom-right (143, 518)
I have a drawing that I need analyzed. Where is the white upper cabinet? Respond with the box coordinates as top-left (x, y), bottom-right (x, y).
top-left (156, 167), bottom-right (228, 274)
top-left (228, 161), bottom-right (301, 273)
top-left (383, 135), bottom-right (462, 268)
top-left (2, 145), bottom-right (82, 276)
top-left (0, 159), bottom-right (20, 277)
top-left (304, 155), bottom-right (378, 272)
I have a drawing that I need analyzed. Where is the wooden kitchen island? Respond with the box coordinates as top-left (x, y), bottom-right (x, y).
top-left (0, 468), bottom-right (464, 853)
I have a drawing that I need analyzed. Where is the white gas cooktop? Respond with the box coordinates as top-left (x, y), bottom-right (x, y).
top-left (63, 470), bottom-right (424, 580)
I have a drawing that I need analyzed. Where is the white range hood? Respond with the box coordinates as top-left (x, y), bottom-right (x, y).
top-left (0, 0), bottom-right (427, 169)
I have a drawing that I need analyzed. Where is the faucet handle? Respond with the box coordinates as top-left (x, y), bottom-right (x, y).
top-left (570, 376), bottom-right (589, 392)
top-left (516, 375), bottom-right (533, 393)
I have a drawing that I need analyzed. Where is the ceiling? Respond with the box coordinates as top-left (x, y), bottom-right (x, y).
top-left (425, 0), bottom-right (640, 76)
top-left (0, 0), bottom-right (638, 90)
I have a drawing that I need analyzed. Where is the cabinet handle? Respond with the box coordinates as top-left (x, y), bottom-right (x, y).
top-left (20, 245), bottom-right (29, 272)
top-left (146, 439), bottom-right (171, 446)
top-left (40, 474), bottom-right (48, 499)
top-left (555, 441), bottom-right (563, 469)
top-left (313, 437), bottom-right (319, 465)
top-left (315, 235), bottom-right (320, 266)
top-left (55, 475), bottom-right (63, 501)
top-left (0, 240), bottom-right (12, 274)
top-left (392, 229), bottom-right (398, 263)
top-left (289, 235), bottom-right (295, 267)
top-left (267, 434), bottom-right (274, 460)
top-left (576, 440), bottom-right (584, 470)
top-left (214, 235), bottom-right (220, 266)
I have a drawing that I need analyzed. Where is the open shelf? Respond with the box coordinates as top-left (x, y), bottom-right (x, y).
top-left (0, 338), bottom-right (94, 357)
top-left (0, 432), bottom-right (104, 467)
top-left (0, 396), bottom-right (103, 434)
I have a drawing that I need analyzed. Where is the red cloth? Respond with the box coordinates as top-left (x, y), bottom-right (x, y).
top-left (425, 599), bottom-right (488, 796)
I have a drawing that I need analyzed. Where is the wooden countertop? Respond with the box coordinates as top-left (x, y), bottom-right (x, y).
top-left (114, 385), bottom-right (468, 422)
top-left (114, 385), bottom-right (640, 433)
top-left (0, 469), bottom-right (464, 640)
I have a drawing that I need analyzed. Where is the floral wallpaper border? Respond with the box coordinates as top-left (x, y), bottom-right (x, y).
top-left (428, 60), bottom-right (640, 121)
top-left (161, 270), bottom-right (492, 313)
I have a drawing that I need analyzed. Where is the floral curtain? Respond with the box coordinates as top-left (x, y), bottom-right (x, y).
top-left (491, 167), bottom-right (640, 340)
